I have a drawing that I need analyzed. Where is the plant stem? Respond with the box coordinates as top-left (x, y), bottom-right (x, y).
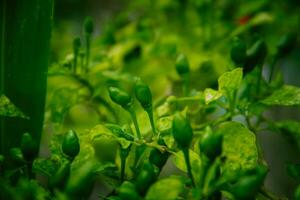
top-left (182, 148), bottom-right (195, 187)
top-left (198, 155), bottom-right (210, 189)
top-left (128, 107), bottom-right (141, 140)
top-left (256, 64), bottom-right (263, 97)
top-left (268, 55), bottom-right (278, 83)
top-left (85, 34), bottom-right (91, 73)
top-left (120, 154), bottom-right (126, 182)
top-left (145, 107), bottom-right (156, 136)
top-left (182, 74), bottom-right (190, 96)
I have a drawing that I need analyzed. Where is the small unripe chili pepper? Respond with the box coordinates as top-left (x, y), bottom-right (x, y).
top-left (62, 130), bottom-right (80, 161)
top-left (20, 132), bottom-right (38, 162)
top-left (134, 162), bottom-right (158, 195)
top-left (199, 130), bottom-right (222, 160)
top-left (118, 181), bottom-right (141, 200)
top-left (134, 79), bottom-right (156, 134)
top-left (175, 54), bottom-right (190, 76)
top-left (244, 39), bottom-right (267, 74)
top-left (149, 138), bottom-right (169, 170)
top-left (108, 87), bottom-right (133, 110)
top-left (172, 113), bottom-right (195, 186)
top-left (276, 32), bottom-right (297, 58)
top-left (172, 112), bottom-right (193, 149)
top-left (108, 87), bottom-right (141, 139)
top-left (83, 16), bottom-right (94, 35)
top-left (230, 37), bottom-right (247, 66)
top-left (9, 148), bottom-right (24, 165)
top-left (49, 160), bottom-right (71, 190)
top-left (134, 79), bottom-right (152, 110)
top-left (83, 16), bottom-right (94, 72)
top-left (229, 165), bottom-right (268, 200)
top-left (21, 133), bottom-right (39, 161)
top-left (65, 161), bottom-right (96, 198)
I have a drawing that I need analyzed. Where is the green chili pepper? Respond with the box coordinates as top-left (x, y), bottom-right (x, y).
top-left (108, 87), bottom-right (133, 110)
top-left (62, 130), bottom-right (80, 161)
top-left (172, 112), bottom-right (195, 186)
top-left (175, 54), bottom-right (190, 95)
top-left (228, 165), bottom-right (268, 200)
top-left (199, 129), bottom-right (222, 160)
top-left (84, 16), bottom-right (94, 34)
top-left (119, 145), bottom-right (132, 182)
top-left (108, 87), bottom-right (141, 139)
top-left (118, 181), bottom-right (141, 200)
top-left (230, 37), bottom-right (247, 66)
top-left (9, 148), bottom-right (24, 165)
top-left (20, 132), bottom-right (38, 162)
top-left (149, 138), bottom-right (169, 170)
top-left (134, 79), bottom-right (156, 134)
top-left (83, 16), bottom-right (94, 72)
top-left (65, 161), bottom-right (96, 198)
top-left (276, 32), bottom-right (297, 58)
top-left (49, 160), bottom-right (71, 190)
top-left (244, 39), bottom-right (267, 74)
top-left (134, 162), bottom-right (158, 195)
top-left (172, 112), bottom-right (193, 149)
top-left (175, 54), bottom-right (190, 76)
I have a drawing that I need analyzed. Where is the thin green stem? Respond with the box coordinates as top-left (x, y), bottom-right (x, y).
top-left (182, 74), bottom-right (190, 96)
top-left (73, 51), bottom-right (78, 74)
top-left (256, 64), bottom-right (263, 97)
top-left (145, 107), bottom-right (156, 136)
top-left (198, 155), bottom-right (210, 189)
top-left (183, 148), bottom-right (195, 187)
top-left (268, 55), bottom-right (278, 83)
top-left (120, 155), bottom-right (126, 182)
top-left (85, 34), bottom-right (91, 73)
top-left (128, 107), bottom-right (141, 140)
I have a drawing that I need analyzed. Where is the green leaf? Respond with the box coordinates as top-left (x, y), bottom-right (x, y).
top-left (261, 85), bottom-right (300, 106)
top-left (32, 157), bottom-right (61, 177)
top-left (217, 121), bottom-right (258, 172)
top-left (172, 149), bottom-right (201, 184)
top-left (218, 68), bottom-right (243, 95)
top-left (145, 176), bottom-right (185, 200)
top-left (276, 120), bottom-right (300, 149)
top-left (204, 88), bottom-right (222, 104)
top-left (0, 95), bottom-right (28, 119)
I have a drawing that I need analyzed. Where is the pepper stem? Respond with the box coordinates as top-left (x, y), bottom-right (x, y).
top-left (128, 107), bottom-right (141, 140)
top-left (182, 74), bottom-right (190, 96)
top-left (85, 34), bottom-right (91, 73)
top-left (120, 153), bottom-right (126, 182)
top-left (268, 55), bottom-right (278, 83)
top-left (182, 148), bottom-right (195, 187)
top-left (145, 107), bottom-right (156, 136)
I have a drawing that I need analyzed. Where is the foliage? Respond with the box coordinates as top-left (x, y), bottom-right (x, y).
top-left (1, 0), bottom-right (300, 199)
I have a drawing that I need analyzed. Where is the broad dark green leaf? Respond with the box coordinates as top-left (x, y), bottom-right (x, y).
top-left (261, 85), bottom-right (300, 106)
top-left (145, 176), bottom-right (185, 200)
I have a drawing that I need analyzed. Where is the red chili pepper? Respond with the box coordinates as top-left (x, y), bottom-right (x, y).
top-left (238, 15), bottom-right (250, 25)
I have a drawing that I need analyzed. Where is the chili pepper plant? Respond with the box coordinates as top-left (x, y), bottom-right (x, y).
top-left (1, 0), bottom-right (300, 199)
